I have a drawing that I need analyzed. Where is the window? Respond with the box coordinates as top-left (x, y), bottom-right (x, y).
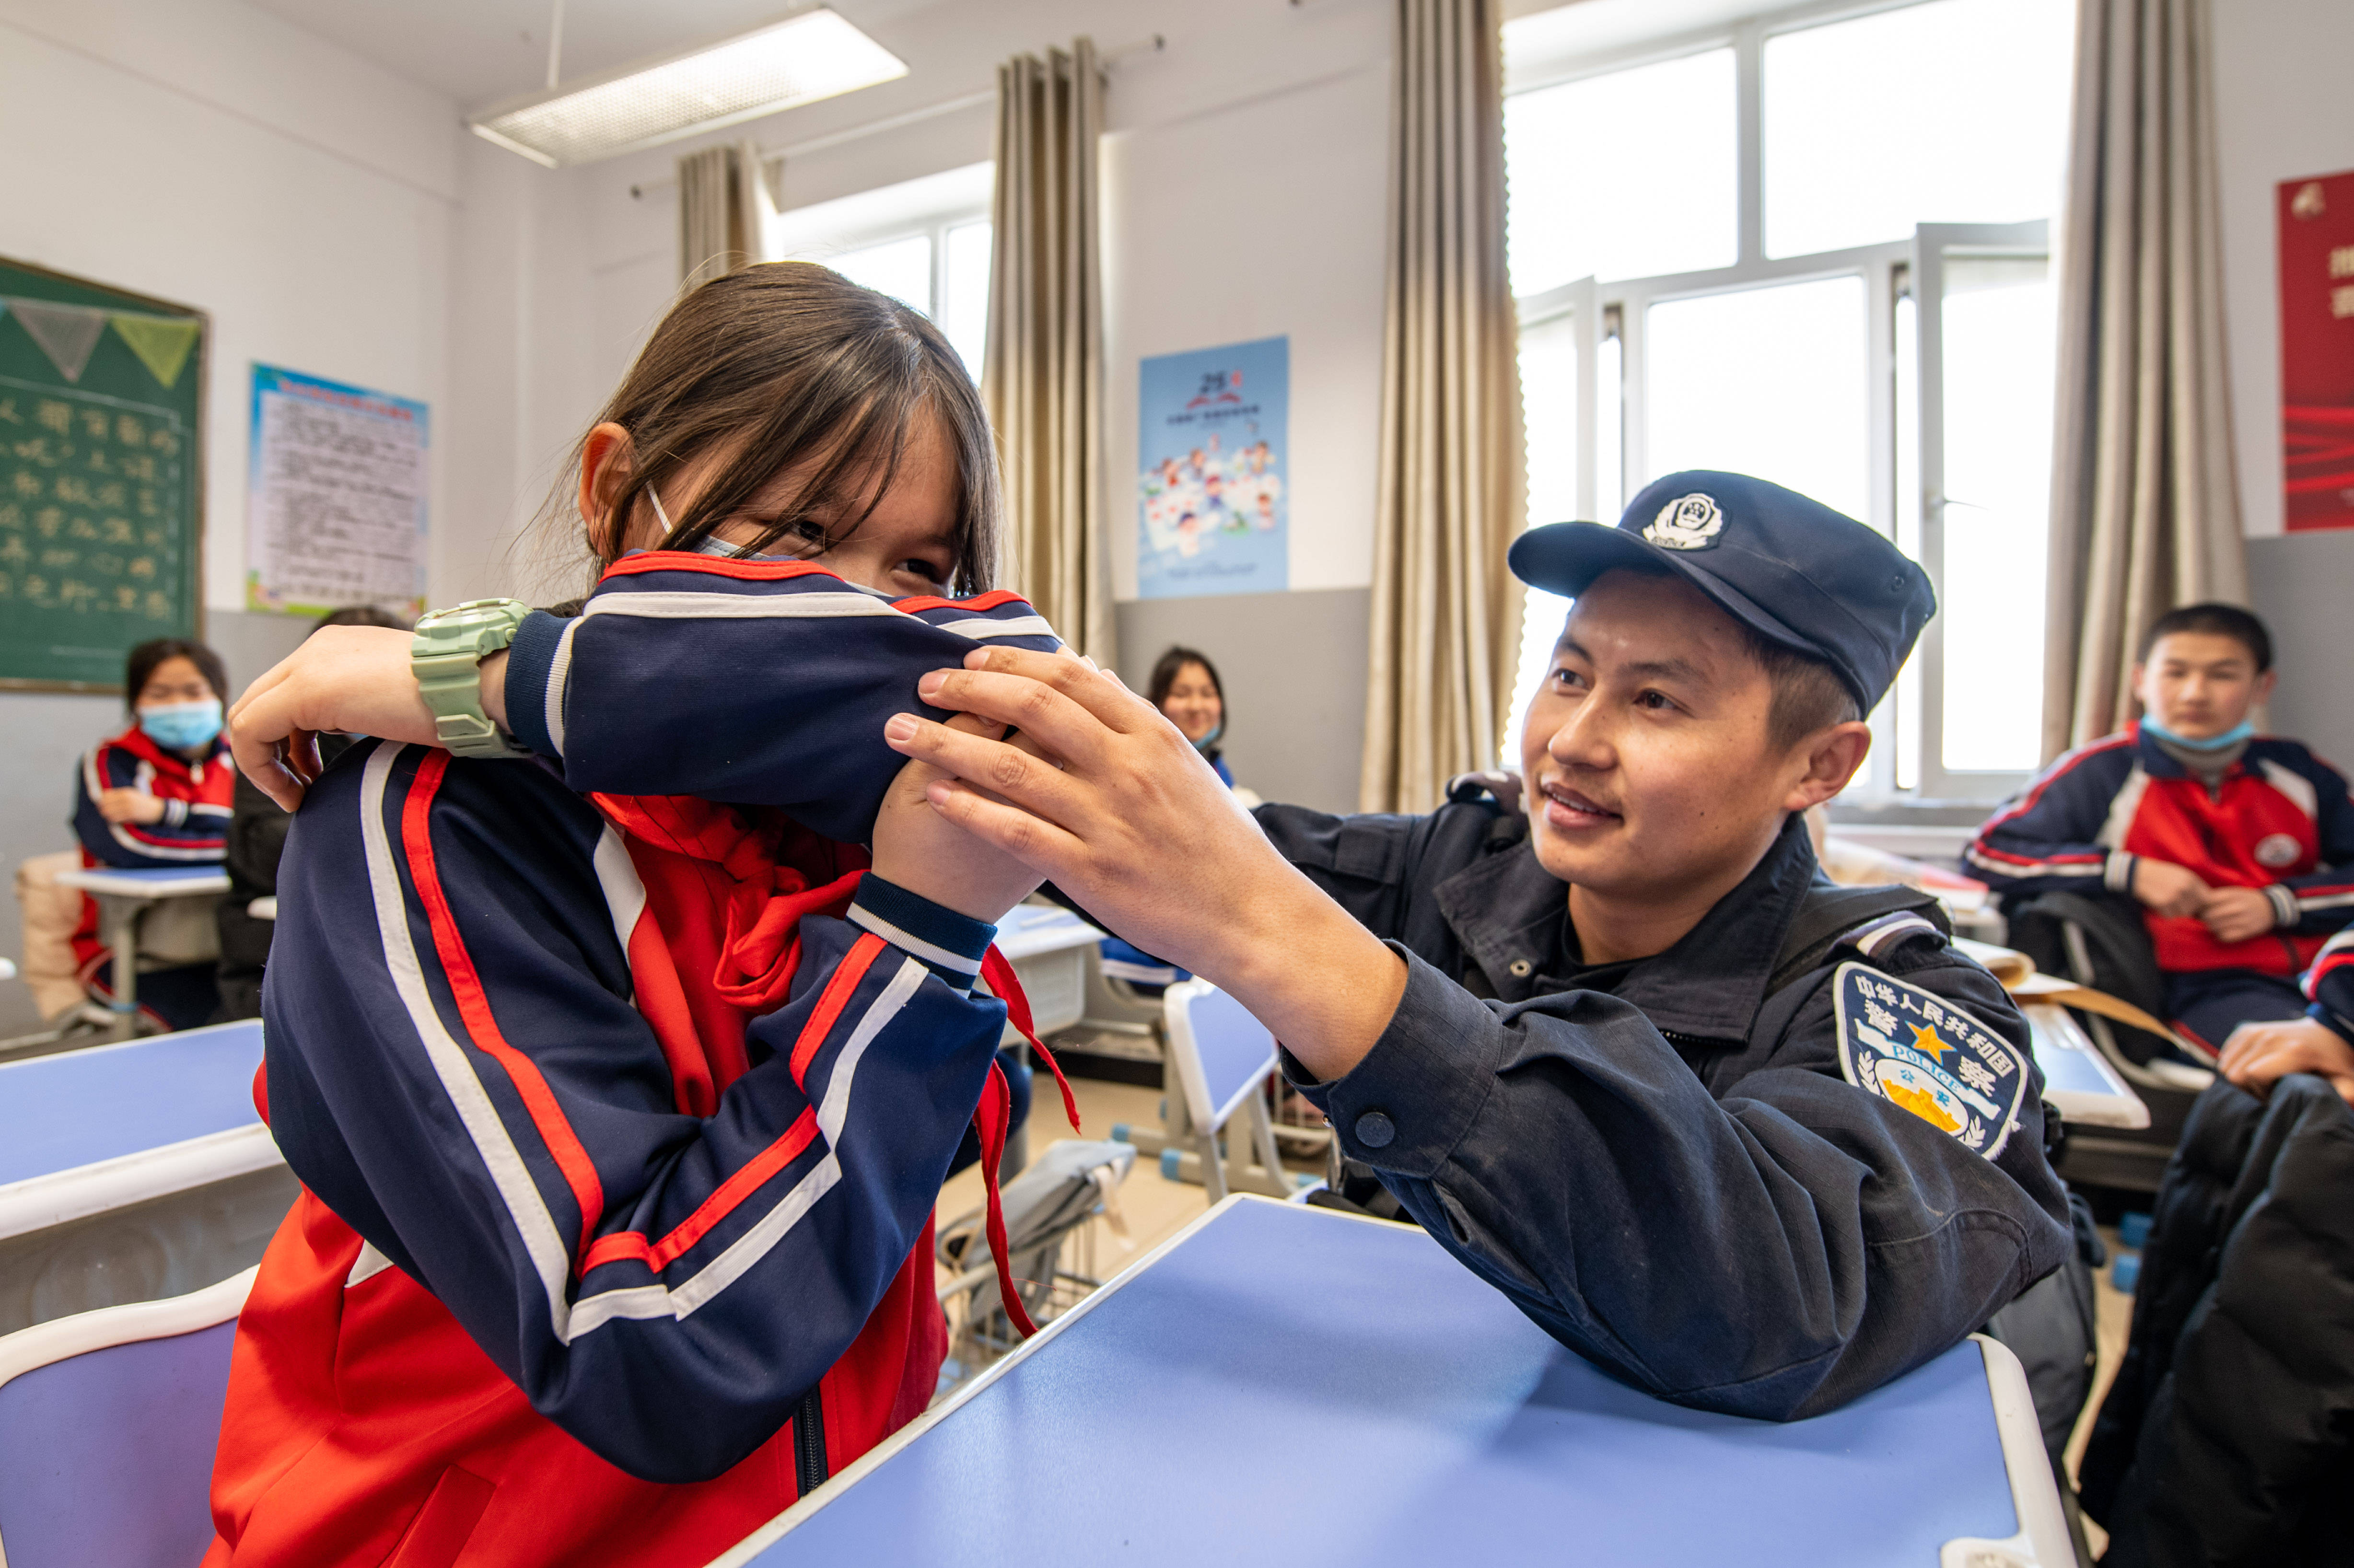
top-left (1502, 0), bottom-right (2074, 799)
top-left (773, 161), bottom-right (994, 379)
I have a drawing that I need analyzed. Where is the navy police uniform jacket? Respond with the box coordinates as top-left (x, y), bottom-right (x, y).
top-left (1258, 788), bottom-right (2074, 1422)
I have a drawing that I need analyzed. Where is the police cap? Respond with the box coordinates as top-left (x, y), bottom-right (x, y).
top-left (1506, 470), bottom-right (1935, 715)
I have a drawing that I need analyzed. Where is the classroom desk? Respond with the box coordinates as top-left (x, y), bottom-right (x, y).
top-left (2023, 1001), bottom-right (2150, 1130)
top-left (991, 903), bottom-right (1106, 1046)
top-left (711, 1197), bottom-right (2069, 1568)
top-left (52, 866), bottom-right (231, 1041)
top-left (0, 1021), bottom-right (294, 1337)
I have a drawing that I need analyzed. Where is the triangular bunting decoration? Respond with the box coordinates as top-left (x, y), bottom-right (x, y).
top-left (3, 298), bottom-right (108, 383)
top-left (110, 313), bottom-right (200, 389)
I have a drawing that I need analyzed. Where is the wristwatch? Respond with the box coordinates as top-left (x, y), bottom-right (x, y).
top-left (411, 598), bottom-right (535, 758)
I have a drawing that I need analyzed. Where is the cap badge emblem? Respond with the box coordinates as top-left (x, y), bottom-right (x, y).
top-left (1644, 493), bottom-right (1724, 550)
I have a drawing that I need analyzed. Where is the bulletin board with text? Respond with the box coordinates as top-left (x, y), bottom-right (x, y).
top-left (0, 255), bottom-right (205, 690)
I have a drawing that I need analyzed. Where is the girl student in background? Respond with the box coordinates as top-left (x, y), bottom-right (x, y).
top-left (211, 264), bottom-right (1079, 1568)
top-left (68, 636), bottom-right (234, 1031)
top-left (1147, 644), bottom-right (1235, 788)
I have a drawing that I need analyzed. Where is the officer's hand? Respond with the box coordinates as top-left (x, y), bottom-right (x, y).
top-left (2218, 1016), bottom-right (2354, 1104)
top-left (870, 710), bottom-right (1045, 925)
top-left (96, 787), bottom-right (166, 825)
top-left (2131, 858), bottom-right (2210, 920)
top-left (885, 645), bottom-right (1406, 1081)
top-left (2198, 885), bottom-right (2279, 944)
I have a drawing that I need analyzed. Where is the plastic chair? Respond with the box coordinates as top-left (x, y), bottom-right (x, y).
top-left (0, 1265), bottom-right (251, 1568)
top-left (1158, 981), bottom-right (1292, 1205)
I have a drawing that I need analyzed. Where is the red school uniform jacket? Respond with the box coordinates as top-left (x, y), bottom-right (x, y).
top-left (1964, 725), bottom-right (2354, 976)
top-left (206, 559), bottom-right (1064, 1568)
top-left (69, 723), bottom-right (232, 967)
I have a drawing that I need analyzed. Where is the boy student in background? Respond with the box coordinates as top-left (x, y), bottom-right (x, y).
top-left (212, 604), bottom-right (410, 1021)
top-left (69, 635), bottom-right (234, 1031)
top-left (1967, 604), bottom-right (2354, 1061)
top-left (885, 471), bottom-right (2074, 1421)
top-left (210, 265), bottom-right (1080, 1568)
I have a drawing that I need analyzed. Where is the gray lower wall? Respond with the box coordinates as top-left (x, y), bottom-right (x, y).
top-left (2248, 532), bottom-right (2354, 764)
top-left (0, 610), bottom-right (315, 1036)
top-left (1114, 587), bottom-right (1371, 816)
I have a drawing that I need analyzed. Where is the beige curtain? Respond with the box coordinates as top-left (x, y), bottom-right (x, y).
top-left (2041, 0), bottom-right (2247, 759)
top-left (677, 139), bottom-right (774, 285)
top-left (983, 39), bottom-right (1110, 659)
top-left (1360, 0), bottom-right (1525, 813)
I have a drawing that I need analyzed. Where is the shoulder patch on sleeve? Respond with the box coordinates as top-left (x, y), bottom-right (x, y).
top-left (1831, 961), bottom-right (2029, 1159)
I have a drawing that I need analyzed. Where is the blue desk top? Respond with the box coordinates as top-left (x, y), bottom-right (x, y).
top-left (721, 1198), bottom-right (2032, 1568)
top-left (0, 1022), bottom-right (265, 1188)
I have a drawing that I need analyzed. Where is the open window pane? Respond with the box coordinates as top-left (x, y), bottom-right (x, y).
top-left (1506, 311), bottom-right (1582, 755)
top-left (1939, 255), bottom-right (2055, 774)
top-left (1763, 0), bottom-right (2073, 258)
top-left (1505, 48), bottom-right (1737, 294)
top-left (1645, 275), bottom-right (1869, 521)
top-left (827, 233), bottom-right (932, 314)
top-left (941, 221), bottom-right (992, 380)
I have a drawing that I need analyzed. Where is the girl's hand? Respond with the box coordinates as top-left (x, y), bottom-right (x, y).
top-left (870, 710), bottom-right (1045, 924)
top-left (227, 627), bottom-right (438, 811)
top-left (97, 787), bottom-right (167, 825)
top-left (881, 646), bottom-right (1407, 1082)
top-left (2218, 1016), bottom-right (2354, 1105)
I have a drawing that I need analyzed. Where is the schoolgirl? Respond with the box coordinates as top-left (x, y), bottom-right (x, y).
top-left (70, 636), bottom-right (234, 1030)
top-left (210, 264), bottom-right (1072, 1568)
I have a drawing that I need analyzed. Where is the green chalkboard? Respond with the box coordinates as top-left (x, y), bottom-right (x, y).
top-left (0, 254), bottom-right (205, 691)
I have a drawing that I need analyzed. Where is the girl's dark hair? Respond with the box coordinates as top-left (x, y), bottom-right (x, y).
top-left (544, 262), bottom-right (1001, 596)
top-left (124, 638), bottom-right (228, 711)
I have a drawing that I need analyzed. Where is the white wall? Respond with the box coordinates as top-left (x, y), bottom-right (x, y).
top-left (0, 0), bottom-right (461, 1029)
top-left (2210, 0), bottom-right (2354, 541)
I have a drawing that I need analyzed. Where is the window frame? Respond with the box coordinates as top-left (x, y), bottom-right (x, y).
top-left (1506, 0), bottom-right (2062, 806)
top-left (770, 169), bottom-right (993, 371)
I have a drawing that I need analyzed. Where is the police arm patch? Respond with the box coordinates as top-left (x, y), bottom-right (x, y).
top-left (1831, 961), bottom-right (2028, 1159)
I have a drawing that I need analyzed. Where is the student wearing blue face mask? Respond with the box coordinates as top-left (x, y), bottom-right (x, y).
top-left (69, 636), bottom-right (234, 1030)
top-left (1968, 604), bottom-right (2354, 1061)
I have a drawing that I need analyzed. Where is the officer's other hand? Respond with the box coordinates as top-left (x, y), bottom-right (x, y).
top-left (2131, 857), bottom-right (2210, 920)
top-left (2219, 1016), bottom-right (2354, 1104)
top-left (96, 787), bottom-right (166, 825)
top-left (870, 710), bottom-right (1046, 925)
top-left (2198, 885), bottom-right (2278, 944)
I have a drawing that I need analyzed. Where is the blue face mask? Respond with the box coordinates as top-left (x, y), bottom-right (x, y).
top-left (140, 699), bottom-right (222, 752)
top-left (1191, 721), bottom-right (1224, 755)
top-left (2142, 716), bottom-right (2255, 753)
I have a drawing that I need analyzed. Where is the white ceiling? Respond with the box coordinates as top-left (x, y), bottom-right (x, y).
top-left (242, 0), bottom-right (943, 109)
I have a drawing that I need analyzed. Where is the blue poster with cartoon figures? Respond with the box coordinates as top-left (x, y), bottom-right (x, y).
top-left (1137, 336), bottom-right (1287, 598)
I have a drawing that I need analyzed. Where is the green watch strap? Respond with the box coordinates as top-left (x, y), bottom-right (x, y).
top-left (411, 597), bottom-right (534, 759)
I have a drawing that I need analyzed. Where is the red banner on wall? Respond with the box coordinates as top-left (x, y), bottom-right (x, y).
top-left (2281, 169), bottom-right (2354, 531)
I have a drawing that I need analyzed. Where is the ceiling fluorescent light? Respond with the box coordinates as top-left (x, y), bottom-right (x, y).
top-left (467, 8), bottom-right (909, 169)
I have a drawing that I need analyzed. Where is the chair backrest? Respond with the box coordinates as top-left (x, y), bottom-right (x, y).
top-left (0, 1266), bottom-right (252, 1568)
top-left (1162, 981), bottom-right (1279, 1135)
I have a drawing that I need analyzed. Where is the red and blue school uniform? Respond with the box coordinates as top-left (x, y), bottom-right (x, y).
top-left (69, 724), bottom-right (233, 1030)
top-left (1964, 725), bottom-right (2354, 1056)
top-left (207, 554), bottom-right (1068, 1568)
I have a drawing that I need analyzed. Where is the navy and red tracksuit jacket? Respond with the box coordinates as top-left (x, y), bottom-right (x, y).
top-left (69, 723), bottom-right (232, 973)
top-left (208, 554), bottom-right (1063, 1568)
top-left (1964, 725), bottom-right (2354, 980)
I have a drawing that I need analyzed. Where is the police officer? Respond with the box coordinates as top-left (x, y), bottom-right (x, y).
top-left (887, 470), bottom-right (2075, 1421)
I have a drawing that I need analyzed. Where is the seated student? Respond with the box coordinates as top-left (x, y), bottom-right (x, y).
top-left (1966, 604), bottom-right (2354, 1061)
top-left (881, 471), bottom-right (2074, 1419)
top-left (212, 605), bottom-right (412, 1022)
top-left (210, 265), bottom-right (1074, 1567)
top-left (69, 636), bottom-right (234, 1032)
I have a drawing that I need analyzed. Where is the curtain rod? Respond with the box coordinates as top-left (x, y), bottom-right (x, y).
top-left (629, 34), bottom-right (1163, 199)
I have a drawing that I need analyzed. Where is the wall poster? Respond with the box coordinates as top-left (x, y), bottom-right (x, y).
top-left (246, 363), bottom-right (428, 616)
top-left (2281, 170), bottom-right (2354, 531)
top-left (1137, 335), bottom-right (1288, 598)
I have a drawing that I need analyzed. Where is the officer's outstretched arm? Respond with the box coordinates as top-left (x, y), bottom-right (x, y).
top-left (1293, 946), bottom-right (2074, 1421)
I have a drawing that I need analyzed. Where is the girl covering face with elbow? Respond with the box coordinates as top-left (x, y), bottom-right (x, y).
top-left (209, 265), bottom-right (1075, 1568)
top-left (69, 637), bottom-right (233, 1030)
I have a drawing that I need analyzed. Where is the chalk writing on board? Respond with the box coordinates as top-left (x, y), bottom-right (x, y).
top-left (0, 380), bottom-right (186, 624)
top-left (246, 364), bottom-right (429, 616)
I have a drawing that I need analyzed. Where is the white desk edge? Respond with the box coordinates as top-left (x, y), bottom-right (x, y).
top-left (2021, 1002), bottom-right (2152, 1131)
top-left (991, 913), bottom-right (1105, 964)
top-left (703, 1195), bottom-right (2074, 1568)
top-left (53, 868), bottom-right (231, 897)
top-left (0, 1124), bottom-right (282, 1245)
